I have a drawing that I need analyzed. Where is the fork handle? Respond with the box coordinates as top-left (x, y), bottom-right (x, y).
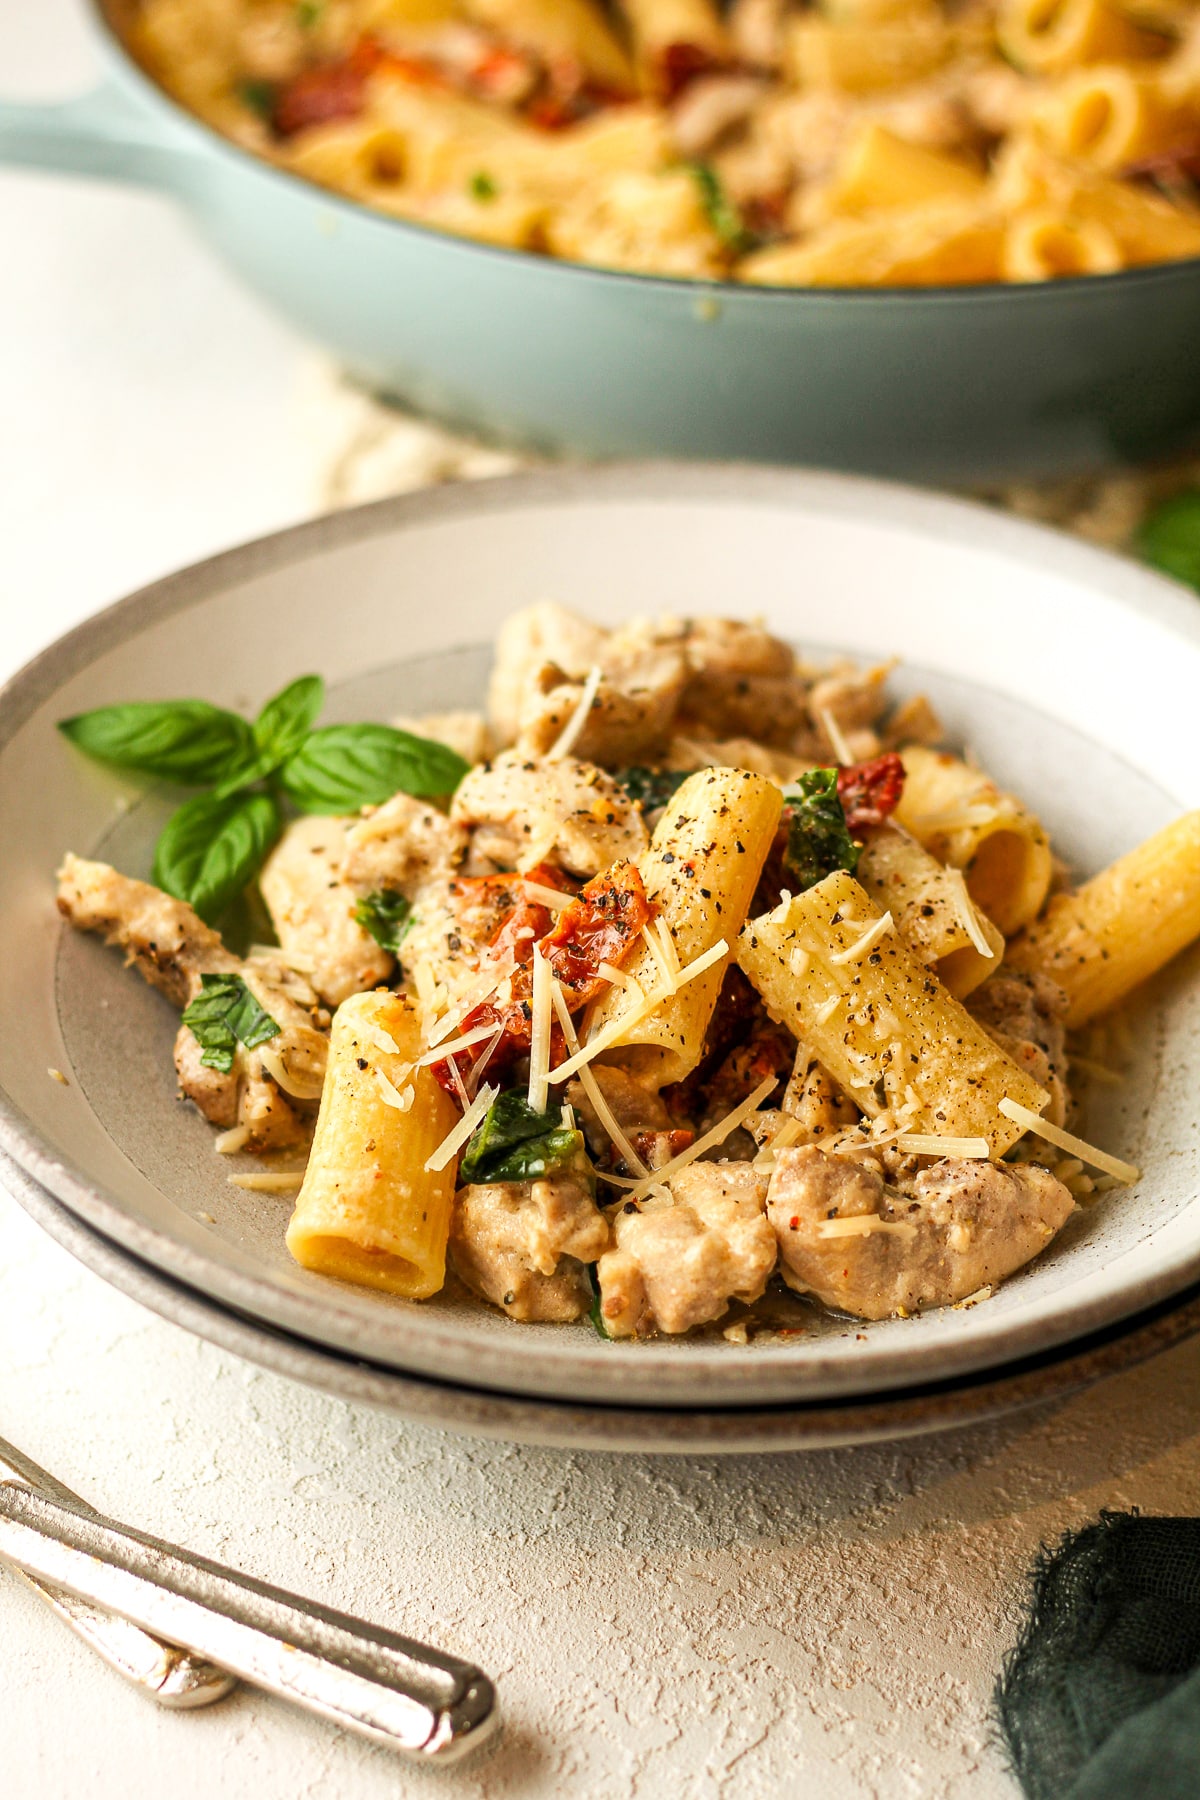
top-left (0, 1482), bottom-right (497, 1762)
top-left (0, 1440), bottom-right (233, 1707)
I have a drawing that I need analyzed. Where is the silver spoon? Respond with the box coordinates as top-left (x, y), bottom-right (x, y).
top-left (0, 1439), bottom-right (498, 1761)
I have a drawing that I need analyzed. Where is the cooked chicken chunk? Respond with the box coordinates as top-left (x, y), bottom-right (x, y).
top-left (674, 617), bottom-right (808, 747)
top-left (515, 651), bottom-right (686, 765)
top-left (671, 74), bottom-right (770, 158)
top-left (338, 791), bottom-right (466, 896)
top-left (449, 1175), bottom-right (611, 1322)
top-left (766, 1144), bottom-right (1074, 1319)
top-left (597, 1163), bottom-right (775, 1337)
top-left (56, 856), bottom-right (326, 1151)
top-left (451, 751), bottom-right (648, 877)
top-left (259, 816), bottom-right (391, 1007)
top-left (807, 660), bottom-right (892, 763)
top-left (488, 602), bottom-right (609, 746)
top-left (566, 1065), bottom-right (670, 1159)
top-left (969, 970), bottom-right (1070, 1126)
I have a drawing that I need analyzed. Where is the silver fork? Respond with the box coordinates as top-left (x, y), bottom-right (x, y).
top-left (0, 1437), bottom-right (235, 1707)
top-left (0, 1435), bottom-right (498, 1762)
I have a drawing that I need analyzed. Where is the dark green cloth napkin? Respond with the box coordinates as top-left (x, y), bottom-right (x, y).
top-left (997, 1513), bottom-right (1200, 1800)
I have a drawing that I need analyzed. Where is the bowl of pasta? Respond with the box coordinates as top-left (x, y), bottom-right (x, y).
top-left (5, 1), bottom-right (1200, 480)
top-left (1, 463), bottom-right (1198, 1423)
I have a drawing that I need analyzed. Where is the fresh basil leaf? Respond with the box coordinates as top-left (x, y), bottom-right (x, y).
top-left (153, 789), bottom-right (282, 924)
top-left (254, 674), bottom-right (325, 761)
top-left (685, 161), bottom-right (755, 253)
top-left (1135, 491), bottom-right (1200, 592)
top-left (469, 170), bottom-right (498, 201)
top-left (615, 767), bottom-right (698, 813)
top-left (213, 673), bottom-right (326, 798)
top-left (354, 889), bottom-right (412, 955)
top-left (181, 973), bottom-right (279, 1074)
top-left (280, 723), bottom-right (469, 811)
top-left (58, 701), bottom-right (253, 784)
top-left (782, 767), bottom-right (860, 892)
top-left (460, 1088), bottom-right (587, 1185)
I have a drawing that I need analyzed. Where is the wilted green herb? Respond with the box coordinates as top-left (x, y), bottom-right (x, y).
top-left (354, 889), bottom-right (413, 955)
top-left (460, 1088), bottom-right (589, 1185)
top-left (469, 170), bottom-right (499, 202)
top-left (181, 974), bottom-right (279, 1074)
top-left (237, 79), bottom-right (278, 122)
top-left (782, 768), bottom-right (860, 892)
top-left (685, 161), bottom-right (755, 254)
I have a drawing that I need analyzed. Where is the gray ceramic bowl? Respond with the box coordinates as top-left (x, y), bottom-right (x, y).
top-left (2, 0), bottom-right (1200, 482)
top-left (0, 465), bottom-right (1198, 1415)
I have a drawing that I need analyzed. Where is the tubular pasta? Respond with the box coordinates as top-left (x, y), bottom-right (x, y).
top-left (1006, 812), bottom-right (1200, 1025)
top-left (891, 745), bottom-right (1053, 936)
top-left (287, 989), bottom-right (459, 1297)
top-left (585, 767), bottom-right (783, 1086)
top-left (856, 823), bottom-right (1005, 998)
top-left (736, 871), bottom-right (1050, 1156)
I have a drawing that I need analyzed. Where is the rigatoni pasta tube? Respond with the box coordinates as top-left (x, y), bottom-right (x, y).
top-left (736, 871), bottom-right (1049, 1156)
top-left (1006, 812), bottom-right (1200, 1026)
top-left (997, 0), bottom-right (1163, 75)
top-left (287, 990), bottom-right (459, 1298)
top-left (892, 744), bottom-right (1053, 935)
top-left (587, 767), bottom-right (782, 1086)
top-left (856, 823), bottom-right (1005, 998)
top-left (825, 123), bottom-right (987, 216)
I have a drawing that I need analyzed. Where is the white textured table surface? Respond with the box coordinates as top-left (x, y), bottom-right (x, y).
top-left (4, 6), bottom-right (1200, 1798)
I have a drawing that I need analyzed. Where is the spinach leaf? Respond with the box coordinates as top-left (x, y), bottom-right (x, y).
top-left (1135, 491), bottom-right (1200, 592)
top-left (237, 78), bottom-right (278, 122)
top-left (214, 673), bottom-right (326, 797)
top-left (58, 701), bottom-right (253, 785)
top-left (782, 767), bottom-right (860, 892)
top-left (153, 789), bottom-right (282, 923)
top-left (280, 723), bottom-right (469, 811)
top-left (586, 1263), bottom-right (611, 1341)
top-left (685, 161), bottom-right (755, 253)
top-left (615, 767), bottom-right (698, 813)
top-left (354, 889), bottom-right (412, 954)
top-left (460, 1088), bottom-right (587, 1185)
top-left (181, 973), bottom-right (280, 1074)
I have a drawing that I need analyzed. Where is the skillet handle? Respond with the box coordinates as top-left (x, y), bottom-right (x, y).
top-left (0, 84), bottom-right (194, 187)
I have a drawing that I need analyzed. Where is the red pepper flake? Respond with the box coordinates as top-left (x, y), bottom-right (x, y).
top-left (837, 752), bottom-right (905, 829)
top-left (789, 1215), bottom-right (800, 1230)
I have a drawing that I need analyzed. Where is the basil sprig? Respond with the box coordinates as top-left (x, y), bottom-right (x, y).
top-left (59, 674), bottom-right (469, 925)
top-left (685, 162), bottom-right (757, 255)
top-left (354, 889), bottom-right (413, 955)
top-left (181, 973), bottom-right (280, 1074)
top-left (1135, 491), bottom-right (1200, 592)
top-left (782, 768), bottom-right (860, 892)
top-left (460, 1088), bottom-right (589, 1186)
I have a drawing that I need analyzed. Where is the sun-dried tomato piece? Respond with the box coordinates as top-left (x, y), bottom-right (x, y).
top-left (273, 58), bottom-right (368, 137)
top-left (656, 41), bottom-right (722, 100)
top-left (836, 752), bottom-right (905, 829)
top-left (538, 861), bottom-right (654, 1006)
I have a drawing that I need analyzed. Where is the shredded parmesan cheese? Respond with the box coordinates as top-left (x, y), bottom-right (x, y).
top-left (228, 1171), bottom-right (306, 1193)
top-left (527, 948), bottom-right (553, 1114)
top-left (357, 1019), bottom-right (401, 1057)
top-left (425, 955), bottom-right (520, 1047)
top-left (893, 1134), bottom-right (991, 1158)
top-left (814, 1214), bottom-right (918, 1239)
top-left (47, 1066), bottom-right (69, 1087)
top-left (375, 1068), bottom-right (415, 1113)
top-left (624, 1074), bottom-right (777, 1204)
top-left (549, 979), bottom-right (649, 1177)
top-left (789, 947), bottom-right (810, 978)
top-left (468, 1026), bottom-right (505, 1095)
top-left (417, 1022), bottom-right (501, 1067)
top-left (639, 922), bottom-right (674, 987)
top-left (947, 869), bottom-right (996, 959)
top-left (448, 1056), bottom-right (471, 1111)
top-left (425, 1082), bottom-right (499, 1173)
top-left (214, 1124), bottom-right (251, 1155)
top-left (829, 911), bottom-right (894, 965)
top-left (813, 994), bottom-right (843, 1025)
top-left (817, 707), bottom-right (854, 766)
top-left (520, 879), bottom-right (574, 912)
top-left (998, 1097), bottom-right (1140, 1184)
top-left (257, 1045), bottom-right (326, 1101)
top-left (545, 664), bottom-right (603, 762)
top-left (753, 1114), bottom-right (805, 1169)
top-left (549, 938), bottom-right (730, 1084)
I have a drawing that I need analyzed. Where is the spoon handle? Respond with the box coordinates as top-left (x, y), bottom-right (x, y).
top-left (0, 1477), bottom-right (497, 1762)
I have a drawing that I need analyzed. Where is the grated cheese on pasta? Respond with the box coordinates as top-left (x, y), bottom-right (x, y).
top-left (425, 1082), bottom-right (499, 1173)
top-left (545, 664), bottom-right (602, 762)
top-left (997, 1098), bottom-right (1140, 1184)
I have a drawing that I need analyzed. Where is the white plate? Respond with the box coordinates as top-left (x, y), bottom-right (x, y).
top-left (1, 465), bottom-right (1197, 1409)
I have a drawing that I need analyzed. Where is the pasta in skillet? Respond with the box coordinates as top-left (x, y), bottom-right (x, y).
top-left (55, 604), bottom-right (1200, 1338)
top-left (112, 0), bottom-right (1200, 285)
